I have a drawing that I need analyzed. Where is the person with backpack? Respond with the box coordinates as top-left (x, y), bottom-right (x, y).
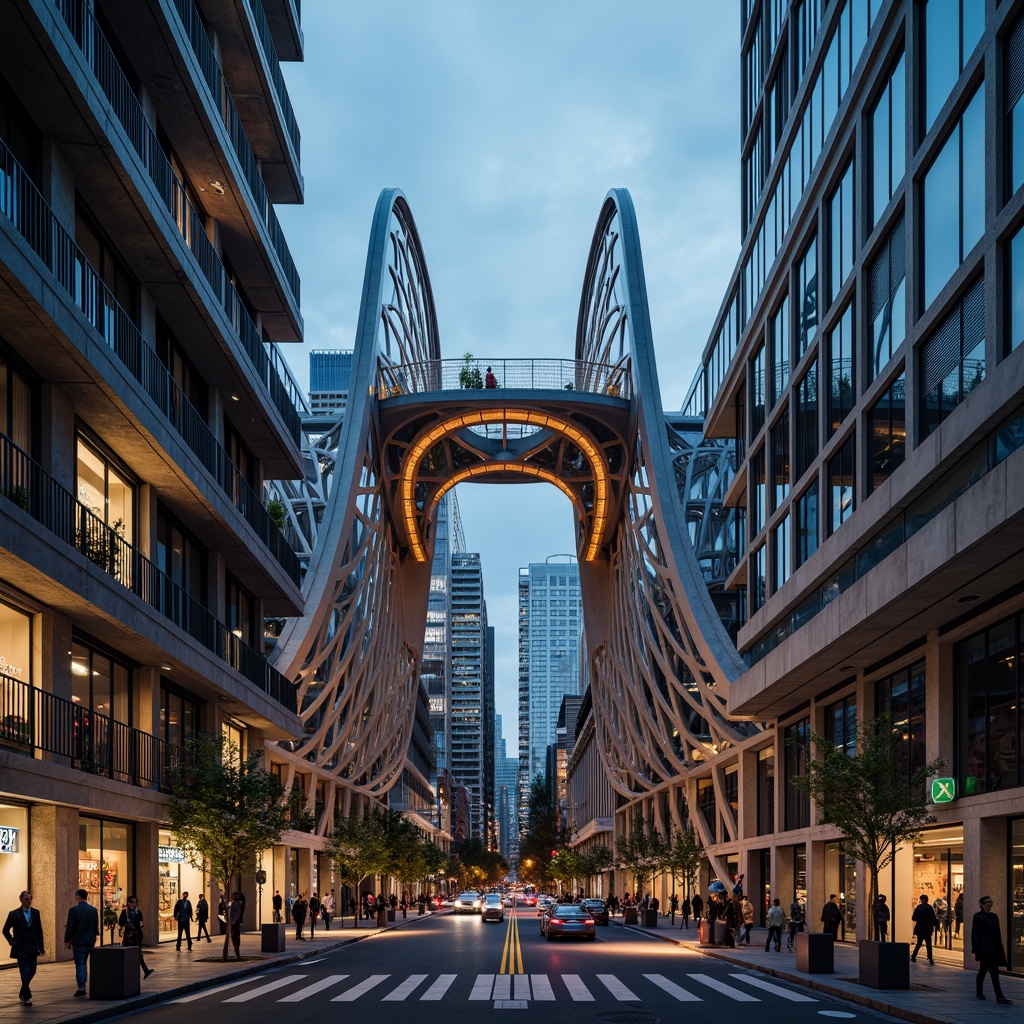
top-left (787, 900), bottom-right (804, 950)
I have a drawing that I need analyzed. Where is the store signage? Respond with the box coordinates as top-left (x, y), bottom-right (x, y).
top-left (0, 826), bottom-right (19, 854)
top-left (0, 656), bottom-right (24, 677)
top-left (931, 778), bottom-right (956, 803)
top-left (159, 845), bottom-right (185, 863)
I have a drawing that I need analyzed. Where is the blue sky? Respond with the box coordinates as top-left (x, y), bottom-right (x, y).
top-left (276, 2), bottom-right (741, 733)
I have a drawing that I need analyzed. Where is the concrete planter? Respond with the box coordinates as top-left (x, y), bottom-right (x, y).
top-left (796, 932), bottom-right (835, 973)
top-left (622, 908), bottom-right (639, 925)
top-left (261, 923), bottom-right (287, 952)
top-left (643, 909), bottom-right (659, 928)
top-left (90, 945), bottom-right (140, 1000)
top-left (859, 940), bottom-right (910, 989)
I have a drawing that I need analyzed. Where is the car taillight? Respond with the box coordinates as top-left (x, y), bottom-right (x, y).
top-left (582, 918), bottom-right (594, 925)
top-left (548, 916), bottom-right (563, 925)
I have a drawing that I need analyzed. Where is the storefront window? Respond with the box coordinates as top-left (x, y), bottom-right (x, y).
top-left (825, 841), bottom-right (857, 940)
top-left (0, 804), bottom-right (28, 898)
top-left (0, 600), bottom-right (31, 748)
top-left (79, 817), bottom-right (133, 946)
top-left (158, 830), bottom-right (206, 941)
top-left (912, 825), bottom-right (964, 958)
top-left (1011, 819), bottom-right (1024, 973)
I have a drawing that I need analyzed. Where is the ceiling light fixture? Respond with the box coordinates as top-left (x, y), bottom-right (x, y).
top-left (208, 180), bottom-right (226, 196)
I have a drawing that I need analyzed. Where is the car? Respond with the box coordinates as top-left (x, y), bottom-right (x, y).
top-left (581, 898), bottom-right (610, 925)
top-left (541, 904), bottom-right (596, 941)
top-left (453, 891), bottom-right (481, 913)
top-left (501, 895), bottom-right (513, 907)
top-left (481, 893), bottom-right (505, 922)
top-left (536, 896), bottom-right (555, 915)
top-left (522, 894), bottom-right (537, 907)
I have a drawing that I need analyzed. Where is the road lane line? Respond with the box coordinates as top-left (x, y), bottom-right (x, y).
top-left (686, 973), bottom-right (760, 1001)
top-left (643, 973), bottom-right (702, 1001)
top-left (727, 973), bottom-right (818, 1001)
top-left (279, 974), bottom-right (349, 1001)
top-left (382, 974), bottom-right (428, 1001)
top-left (597, 974), bottom-right (640, 1000)
top-left (420, 974), bottom-right (457, 1000)
top-left (470, 974), bottom-right (494, 1000)
top-left (562, 974), bottom-right (594, 1001)
top-left (330, 974), bottom-right (391, 1001)
top-left (224, 975), bottom-right (307, 1002)
top-left (530, 975), bottom-right (555, 1000)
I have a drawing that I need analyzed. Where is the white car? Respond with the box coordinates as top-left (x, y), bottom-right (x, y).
top-left (453, 891), bottom-right (482, 913)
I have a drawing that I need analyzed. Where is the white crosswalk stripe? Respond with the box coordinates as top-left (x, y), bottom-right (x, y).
top-left (727, 972), bottom-right (818, 1001)
top-left (278, 974), bottom-right (349, 1001)
top-left (530, 974), bottom-right (555, 1000)
top-left (561, 974), bottom-right (594, 1001)
top-left (382, 973), bottom-right (428, 1000)
top-left (597, 974), bottom-right (640, 1000)
top-left (492, 975), bottom-right (512, 1000)
top-left (225, 975), bottom-right (307, 1002)
top-left (420, 973), bottom-right (457, 1000)
top-left (331, 974), bottom-right (390, 1001)
top-left (686, 972), bottom-right (761, 1001)
top-left (469, 974), bottom-right (494, 1000)
top-left (644, 973), bottom-right (702, 1001)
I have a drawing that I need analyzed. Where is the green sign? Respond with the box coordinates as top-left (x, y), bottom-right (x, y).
top-left (931, 778), bottom-right (956, 803)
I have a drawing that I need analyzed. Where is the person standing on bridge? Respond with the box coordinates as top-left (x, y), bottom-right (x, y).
top-left (485, 367), bottom-right (497, 389)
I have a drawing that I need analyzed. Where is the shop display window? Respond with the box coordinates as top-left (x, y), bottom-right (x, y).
top-left (79, 817), bottom-right (133, 946)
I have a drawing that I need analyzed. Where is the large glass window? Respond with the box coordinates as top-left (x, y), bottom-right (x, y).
top-left (76, 435), bottom-right (134, 544)
top-left (795, 359), bottom-right (818, 480)
top-left (870, 53), bottom-right (906, 226)
top-left (0, 349), bottom-right (35, 457)
top-left (869, 214), bottom-right (906, 379)
top-left (924, 0), bottom-right (984, 132)
top-left (770, 296), bottom-right (789, 410)
top-left (868, 371), bottom-right (906, 494)
top-left (920, 276), bottom-right (985, 438)
top-left (827, 300), bottom-right (855, 437)
top-left (156, 507), bottom-right (205, 603)
top-left (79, 817), bottom-right (133, 946)
top-left (1008, 16), bottom-right (1024, 200)
top-left (70, 638), bottom-right (131, 727)
top-left (828, 431), bottom-right (856, 535)
top-left (1007, 223), bottom-right (1024, 356)
top-left (697, 777), bottom-right (717, 842)
top-left (784, 717), bottom-right (810, 830)
top-left (1011, 820), bottom-right (1024, 972)
top-left (922, 84), bottom-right (985, 310)
top-left (876, 658), bottom-right (926, 792)
top-left (829, 159), bottom-right (855, 305)
top-left (958, 614), bottom-right (1023, 795)
top-left (795, 480), bottom-right (818, 567)
top-left (159, 682), bottom-right (200, 751)
top-left (825, 694), bottom-right (857, 754)
top-left (750, 341), bottom-right (766, 440)
top-left (797, 237), bottom-right (818, 357)
top-left (771, 405), bottom-right (790, 510)
top-left (773, 514), bottom-right (791, 592)
top-left (750, 445), bottom-right (767, 535)
top-left (751, 542), bottom-right (767, 613)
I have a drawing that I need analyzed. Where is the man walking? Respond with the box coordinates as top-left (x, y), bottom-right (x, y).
top-left (173, 890), bottom-right (193, 951)
top-left (195, 893), bottom-right (212, 943)
top-left (3, 891), bottom-right (44, 1005)
top-left (308, 892), bottom-right (320, 938)
top-left (821, 893), bottom-right (842, 939)
top-left (292, 892), bottom-right (308, 940)
top-left (63, 889), bottom-right (98, 997)
top-left (910, 893), bottom-right (937, 964)
top-left (272, 890), bottom-right (283, 923)
top-left (765, 898), bottom-right (785, 951)
top-left (873, 894), bottom-right (890, 941)
top-left (972, 896), bottom-right (1013, 1004)
top-left (740, 895), bottom-right (755, 944)
top-left (322, 890), bottom-right (335, 931)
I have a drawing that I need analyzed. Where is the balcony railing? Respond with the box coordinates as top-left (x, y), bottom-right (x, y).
top-left (0, 435), bottom-right (298, 714)
top-left (50, 0), bottom-right (303, 443)
top-left (245, 0), bottom-right (301, 161)
top-left (377, 358), bottom-right (632, 399)
top-left (0, 671), bottom-right (181, 791)
top-left (0, 138), bottom-right (300, 586)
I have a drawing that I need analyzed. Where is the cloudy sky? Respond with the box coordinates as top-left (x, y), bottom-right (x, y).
top-left (276, 2), bottom-right (741, 735)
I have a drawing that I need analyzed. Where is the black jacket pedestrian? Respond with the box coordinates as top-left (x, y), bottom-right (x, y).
top-left (971, 910), bottom-right (1007, 965)
top-left (3, 906), bottom-right (44, 959)
top-left (64, 901), bottom-right (99, 947)
top-left (821, 900), bottom-right (842, 937)
top-left (690, 894), bottom-right (704, 919)
top-left (912, 901), bottom-right (937, 936)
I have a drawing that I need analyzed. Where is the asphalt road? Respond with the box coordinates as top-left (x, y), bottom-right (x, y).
top-left (134, 909), bottom-right (896, 1024)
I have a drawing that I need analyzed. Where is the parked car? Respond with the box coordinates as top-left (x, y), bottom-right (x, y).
top-left (541, 904), bottom-right (596, 941)
top-left (581, 898), bottom-right (610, 925)
top-left (454, 891), bottom-right (482, 914)
top-left (481, 893), bottom-right (505, 922)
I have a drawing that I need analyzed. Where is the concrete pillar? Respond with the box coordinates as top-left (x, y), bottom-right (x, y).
top-left (31, 803), bottom-right (79, 963)
top-left (136, 821), bottom-right (160, 947)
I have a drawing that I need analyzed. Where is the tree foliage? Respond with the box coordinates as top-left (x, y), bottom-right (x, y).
top-left (617, 816), bottom-right (668, 896)
top-left (789, 712), bottom-right (946, 910)
top-left (167, 735), bottom-right (290, 960)
top-left (518, 775), bottom-right (566, 886)
top-left (327, 809), bottom-right (389, 923)
top-left (452, 836), bottom-right (508, 889)
top-left (663, 825), bottom-right (704, 896)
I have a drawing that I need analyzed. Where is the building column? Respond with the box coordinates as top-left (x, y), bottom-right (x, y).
top-left (31, 803), bottom-right (78, 963)
top-left (136, 820), bottom-right (160, 947)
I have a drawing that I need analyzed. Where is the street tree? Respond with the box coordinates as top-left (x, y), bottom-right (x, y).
top-left (327, 809), bottom-right (388, 925)
top-left (617, 815), bottom-right (668, 899)
top-left (167, 735), bottom-right (290, 961)
top-left (518, 775), bottom-right (565, 888)
top-left (789, 712), bottom-right (946, 920)
top-left (664, 825), bottom-right (704, 901)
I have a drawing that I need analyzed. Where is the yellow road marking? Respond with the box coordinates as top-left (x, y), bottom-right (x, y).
top-left (498, 906), bottom-right (524, 974)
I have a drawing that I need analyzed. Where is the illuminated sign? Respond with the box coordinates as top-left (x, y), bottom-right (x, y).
top-left (159, 845), bottom-right (185, 863)
top-left (0, 826), bottom-right (19, 854)
top-left (931, 778), bottom-right (956, 804)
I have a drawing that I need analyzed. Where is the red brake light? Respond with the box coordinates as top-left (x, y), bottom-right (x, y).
top-left (548, 916), bottom-right (563, 925)
top-left (582, 918), bottom-right (594, 925)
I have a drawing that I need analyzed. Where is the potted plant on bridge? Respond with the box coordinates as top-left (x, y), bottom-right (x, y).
top-left (790, 712), bottom-right (945, 989)
top-left (458, 353), bottom-right (483, 389)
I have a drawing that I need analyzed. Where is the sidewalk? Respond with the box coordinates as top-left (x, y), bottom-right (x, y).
top-left (629, 917), bottom-right (1020, 1024)
top-left (0, 912), bottom-right (422, 1024)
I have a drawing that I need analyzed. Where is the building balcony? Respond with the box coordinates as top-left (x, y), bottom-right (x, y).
top-left (0, 434), bottom-right (298, 716)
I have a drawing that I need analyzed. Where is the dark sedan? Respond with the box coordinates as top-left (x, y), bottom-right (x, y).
top-left (581, 898), bottom-right (609, 925)
top-left (541, 904), bottom-right (596, 941)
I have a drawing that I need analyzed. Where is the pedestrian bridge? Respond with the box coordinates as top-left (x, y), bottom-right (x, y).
top-left (272, 188), bottom-right (752, 851)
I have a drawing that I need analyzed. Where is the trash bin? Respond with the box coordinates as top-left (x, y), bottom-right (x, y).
top-left (796, 932), bottom-right (834, 973)
top-left (261, 924), bottom-right (287, 952)
top-left (90, 945), bottom-right (140, 1000)
top-left (387, 909), bottom-right (396, 922)
top-left (376, 907), bottom-right (387, 927)
top-left (644, 909), bottom-right (659, 928)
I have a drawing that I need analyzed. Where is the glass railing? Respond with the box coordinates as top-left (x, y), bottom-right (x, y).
top-left (51, 0), bottom-right (303, 442)
top-left (0, 670), bottom-right (181, 790)
top-left (0, 434), bottom-right (298, 714)
top-left (245, 0), bottom-right (301, 161)
top-left (0, 138), bottom-right (300, 585)
top-left (377, 358), bottom-right (632, 399)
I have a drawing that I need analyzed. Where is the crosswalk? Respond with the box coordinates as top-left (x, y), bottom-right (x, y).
top-left (175, 970), bottom-right (818, 1006)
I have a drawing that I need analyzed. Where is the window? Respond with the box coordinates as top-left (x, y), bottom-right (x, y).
top-left (744, 15), bottom-right (763, 140)
top-left (156, 507), bottom-right (206, 603)
top-left (0, 348), bottom-right (36, 456)
top-left (920, 276), bottom-right (985, 438)
top-left (750, 341), bottom-right (766, 439)
top-left (827, 300), bottom-right (855, 437)
top-left (155, 320), bottom-right (207, 419)
top-left (825, 694), bottom-right (857, 754)
top-left (924, 0), bottom-right (984, 131)
top-left (876, 659), bottom-right (926, 792)
top-left (697, 777), bottom-right (718, 841)
top-left (1007, 223), bottom-right (1024, 355)
top-left (784, 717), bottom-right (810, 830)
top-left (226, 576), bottom-right (256, 647)
top-left (770, 295), bottom-right (790, 409)
top-left (160, 681), bottom-right (200, 750)
top-left (773, 514), bottom-right (791, 591)
top-left (750, 445), bottom-right (767, 535)
top-left (1008, 15), bottom-right (1024, 199)
top-left (868, 214), bottom-right (906, 379)
top-left (771, 405), bottom-right (790, 509)
top-left (827, 431), bottom-right (856, 535)
top-left (797, 237), bottom-right (818, 356)
top-left (870, 54), bottom-right (906, 226)
top-left (868, 372), bottom-right (906, 493)
top-left (76, 435), bottom-right (134, 543)
top-left (795, 480), bottom-right (818, 566)
top-left (922, 84), bottom-right (985, 310)
top-left (71, 637), bottom-right (132, 726)
top-left (756, 746), bottom-right (775, 836)
top-left (795, 359), bottom-right (818, 480)
top-left (751, 542), bottom-right (766, 612)
top-left (828, 159), bottom-right (855, 305)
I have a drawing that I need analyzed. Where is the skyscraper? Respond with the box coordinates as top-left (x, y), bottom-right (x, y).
top-left (494, 714), bottom-right (520, 862)
top-left (308, 349), bottom-right (354, 415)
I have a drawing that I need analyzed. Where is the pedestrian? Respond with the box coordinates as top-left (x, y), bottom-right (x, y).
top-left (873, 894), bottom-right (890, 942)
top-left (195, 893), bottom-right (212, 943)
top-left (308, 892), bottom-right (320, 938)
top-left (680, 895), bottom-right (690, 929)
top-left (786, 901), bottom-right (804, 951)
top-left (229, 892), bottom-right (243, 959)
top-left (820, 893), bottom-right (842, 939)
top-left (272, 889), bottom-right (283, 923)
top-left (765, 898), bottom-right (785, 951)
top-left (322, 890), bottom-right (335, 931)
top-left (63, 888), bottom-right (98, 998)
top-left (669, 893), bottom-right (678, 922)
top-left (485, 367), bottom-right (497, 389)
top-left (954, 892), bottom-right (964, 938)
top-left (3, 890), bottom-right (44, 1005)
top-left (650, 895), bottom-right (660, 914)
top-left (292, 892), bottom-right (307, 940)
top-left (173, 890), bottom-right (193, 950)
top-left (117, 895), bottom-right (153, 979)
top-left (723, 894), bottom-right (739, 946)
top-left (972, 896), bottom-right (1012, 1004)
top-left (217, 895), bottom-right (227, 934)
top-left (740, 895), bottom-right (754, 944)
top-left (690, 892), bottom-right (704, 924)
top-left (910, 893), bottom-right (937, 964)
